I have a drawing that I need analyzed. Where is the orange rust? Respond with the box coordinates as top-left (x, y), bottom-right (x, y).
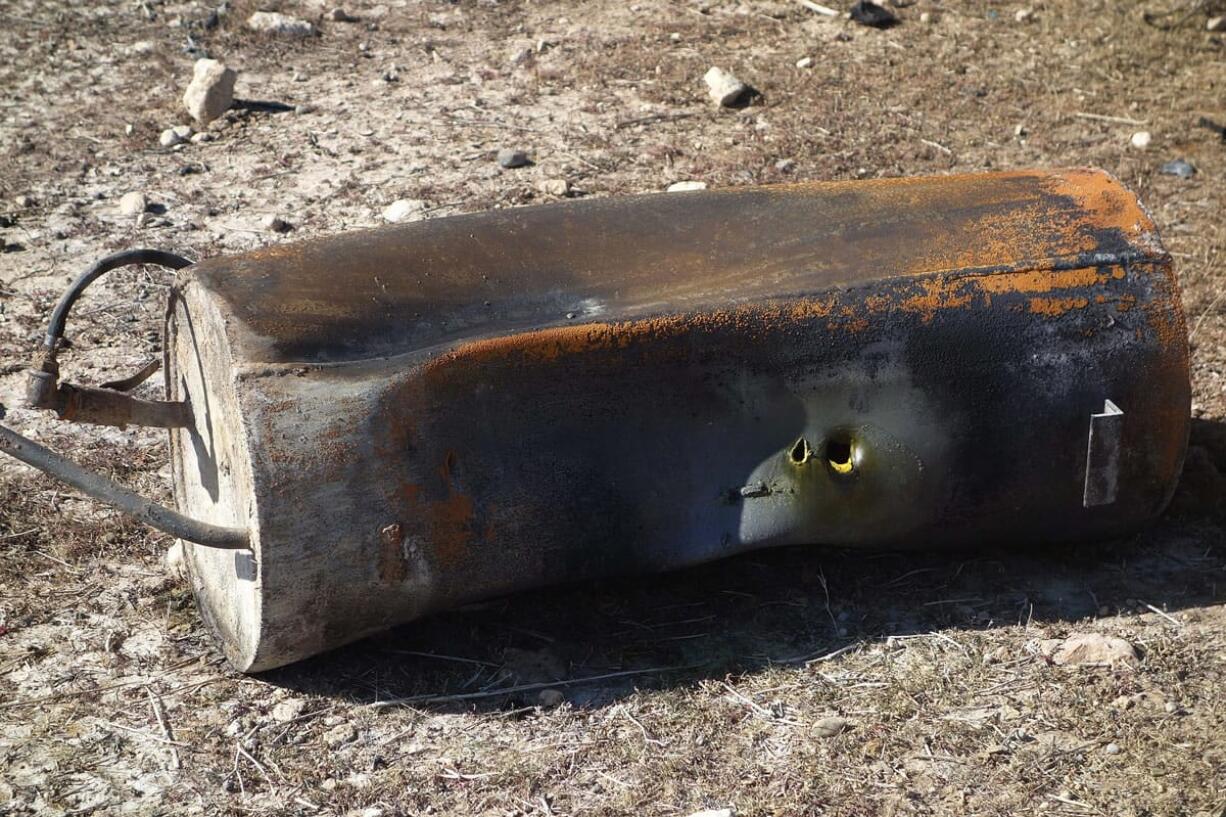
top-left (898, 277), bottom-right (974, 322)
top-left (1027, 296), bottom-right (1090, 316)
top-left (422, 263), bottom-right (1137, 368)
top-left (1044, 168), bottom-right (1157, 242)
top-left (971, 266), bottom-right (1105, 294)
top-left (394, 452), bottom-right (478, 569)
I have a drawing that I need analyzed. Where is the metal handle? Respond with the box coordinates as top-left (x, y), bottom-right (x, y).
top-left (0, 405), bottom-right (249, 549)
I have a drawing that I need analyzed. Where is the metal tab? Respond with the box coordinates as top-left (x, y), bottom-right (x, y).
top-left (1084, 399), bottom-right (1124, 507)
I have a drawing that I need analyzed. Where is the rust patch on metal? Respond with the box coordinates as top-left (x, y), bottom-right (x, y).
top-left (378, 522), bottom-right (408, 583)
top-left (398, 452), bottom-right (478, 569)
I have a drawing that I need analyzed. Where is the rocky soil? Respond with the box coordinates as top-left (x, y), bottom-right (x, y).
top-left (1, 0), bottom-right (1224, 815)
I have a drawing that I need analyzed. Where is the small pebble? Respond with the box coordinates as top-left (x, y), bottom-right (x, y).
top-left (190, 131), bottom-right (214, 143)
top-left (1015, 8), bottom-right (1034, 22)
top-left (294, 104), bottom-right (317, 115)
top-left (920, 11), bottom-right (936, 23)
top-left (813, 716), bottom-right (849, 738)
top-left (271, 699), bottom-right (307, 722)
top-left (1208, 15), bottom-right (1225, 31)
top-left (118, 191), bottom-right (147, 217)
top-left (1160, 158), bottom-right (1196, 178)
top-left (382, 199), bottom-right (428, 223)
top-left (159, 125), bottom-right (193, 147)
top-left (322, 723), bottom-right (356, 747)
top-left (15, 194), bottom-right (34, 208)
top-left (537, 689), bottom-right (565, 707)
top-left (1130, 130), bottom-right (1152, 149)
top-left (248, 11), bottom-right (316, 37)
top-left (1104, 742), bottom-right (1121, 755)
top-left (667, 180), bottom-right (707, 192)
top-left (670, 32), bottom-right (682, 42)
top-left (704, 66), bottom-right (747, 107)
top-left (795, 56), bottom-right (813, 69)
top-left (263, 215), bottom-right (293, 233)
top-left (327, 8), bottom-right (360, 22)
top-left (536, 178), bottom-right (571, 197)
top-left (163, 540), bottom-right (186, 579)
top-left (497, 148), bottom-right (531, 168)
top-left (509, 47), bottom-right (534, 67)
top-left (1164, 701), bottom-right (1178, 713)
top-left (687, 811), bottom-right (733, 817)
top-left (775, 158), bottom-right (795, 173)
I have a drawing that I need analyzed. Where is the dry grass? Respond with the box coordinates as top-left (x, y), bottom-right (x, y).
top-left (2, 0), bottom-right (1226, 814)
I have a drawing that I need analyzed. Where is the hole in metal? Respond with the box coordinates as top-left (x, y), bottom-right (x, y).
top-left (789, 437), bottom-right (812, 465)
top-left (825, 435), bottom-right (854, 475)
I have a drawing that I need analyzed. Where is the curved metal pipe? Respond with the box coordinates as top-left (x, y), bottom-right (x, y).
top-left (44, 249), bottom-right (193, 348)
top-left (0, 410), bottom-right (249, 549)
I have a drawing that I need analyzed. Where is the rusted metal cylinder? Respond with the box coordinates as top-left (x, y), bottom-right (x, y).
top-left (163, 169), bottom-right (1188, 671)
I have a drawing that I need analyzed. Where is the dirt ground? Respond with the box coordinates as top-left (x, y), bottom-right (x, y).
top-left (2, 0), bottom-right (1225, 814)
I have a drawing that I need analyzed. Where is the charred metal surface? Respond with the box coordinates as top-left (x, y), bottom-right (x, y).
top-left (154, 168), bottom-right (1189, 671)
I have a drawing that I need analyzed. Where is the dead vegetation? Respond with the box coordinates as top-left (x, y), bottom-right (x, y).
top-left (2, 0), bottom-right (1225, 814)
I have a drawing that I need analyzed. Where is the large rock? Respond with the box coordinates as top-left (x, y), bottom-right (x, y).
top-left (183, 59), bottom-right (236, 126)
top-left (1039, 633), bottom-right (1139, 667)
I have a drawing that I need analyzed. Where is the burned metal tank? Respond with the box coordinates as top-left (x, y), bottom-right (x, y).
top-left (0, 169), bottom-right (1190, 671)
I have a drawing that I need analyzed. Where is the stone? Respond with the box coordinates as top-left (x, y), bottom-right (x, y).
top-left (182, 58), bottom-right (236, 126)
top-left (248, 11), bottom-right (316, 37)
top-left (795, 56), bottom-right (813, 69)
top-left (1015, 8), bottom-right (1034, 22)
top-left (14, 194), bottom-right (34, 208)
top-left (328, 8), bottom-right (360, 23)
top-left (323, 723), bottom-right (356, 747)
top-left (163, 540), bottom-right (186, 579)
top-left (272, 699), bottom-right (307, 722)
top-left (920, 11), bottom-right (936, 23)
top-left (509, 47), bottom-right (534, 67)
top-left (687, 810), bottom-right (733, 817)
top-left (190, 131), bottom-right (215, 143)
top-left (1208, 15), bottom-right (1225, 31)
top-left (382, 199), bottom-right (428, 223)
top-left (813, 716), bottom-right (849, 737)
top-left (774, 158), bottom-right (795, 173)
top-left (537, 688), bottom-right (565, 707)
top-left (118, 191), bottom-right (147, 217)
top-left (1039, 633), bottom-right (1139, 667)
top-left (1160, 158), bottom-right (1196, 179)
top-left (1104, 742), bottom-right (1121, 755)
top-left (159, 125), bottom-right (192, 147)
top-left (497, 148), bottom-right (531, 168)
top-left (704, 66), bottom-right (747, 107)
top-left (667, 181), bottom-right (707, 192)
top-left (1130, 130), bottom-right (1152, 149)
top-left (263, 215), bottom-right (293, 233)
top-left (535, 178), bottom-right (570, 197)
